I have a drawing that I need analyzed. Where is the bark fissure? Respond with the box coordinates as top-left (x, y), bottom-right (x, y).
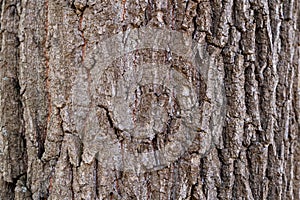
top-left (0, 1), bottom-right (27, 199)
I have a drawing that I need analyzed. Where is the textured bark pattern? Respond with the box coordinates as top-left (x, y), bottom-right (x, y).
top-left (0, 0), bottom-right (299, 199)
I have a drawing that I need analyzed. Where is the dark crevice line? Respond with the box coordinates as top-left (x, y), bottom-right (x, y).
top-left (44, 0), bottom-right (50, 159)
top-left (98, 105), bottom-right (114, 128)
top-left (95, 159), bottom-right (99, 198)
top-left (66, 151), bottom-right (75, 200)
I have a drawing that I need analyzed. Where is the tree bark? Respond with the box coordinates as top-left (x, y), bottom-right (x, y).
top-left (0, 0), bottom-right (299, 199)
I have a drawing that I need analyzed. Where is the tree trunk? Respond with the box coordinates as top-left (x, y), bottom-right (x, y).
top-left (0, 0), bottom-right (299, 199)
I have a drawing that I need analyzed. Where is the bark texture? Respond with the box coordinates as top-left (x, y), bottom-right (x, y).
top-left (0, 0), bottom-right (300, 199)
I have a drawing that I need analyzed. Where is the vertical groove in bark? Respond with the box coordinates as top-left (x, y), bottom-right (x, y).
top-left (44, 0), bottom-right (50, 160)
top-left (0, 0), bottom-right (299, 199)
top-left (0, 0), bottom-right (27, 199)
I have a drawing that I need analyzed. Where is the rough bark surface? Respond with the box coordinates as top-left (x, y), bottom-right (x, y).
top-left (0, 0), bottom-right (299, 199)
